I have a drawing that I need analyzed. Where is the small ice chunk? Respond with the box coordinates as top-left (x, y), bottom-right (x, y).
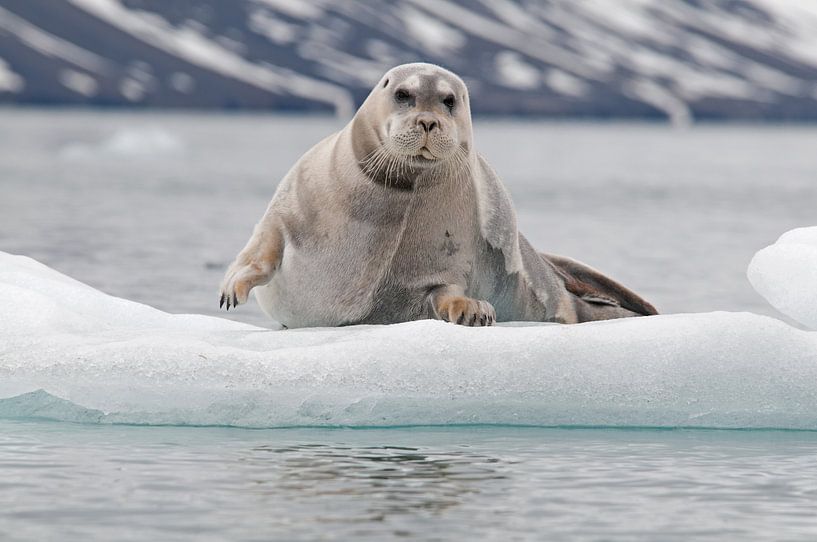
top-left (748, 227), bottom-right (817, 330)
top-left (60, 127), bottom-right (183, 159)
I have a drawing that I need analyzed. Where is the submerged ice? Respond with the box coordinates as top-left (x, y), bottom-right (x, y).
top-left (1, 228), bottom-right (816, 429)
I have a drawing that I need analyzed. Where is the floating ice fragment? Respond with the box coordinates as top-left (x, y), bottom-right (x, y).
top-left (60, 127), bottom-right (183, 159)
top-left (1, 251), bottom-right (816, 429)
top-left (748, 227), bottom-right (817, 330)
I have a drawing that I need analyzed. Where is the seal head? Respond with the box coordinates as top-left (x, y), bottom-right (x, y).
top-left (351, 63), bottom-right (472, 189)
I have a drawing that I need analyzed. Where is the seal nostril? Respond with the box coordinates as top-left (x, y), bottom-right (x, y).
top-left (416, 117), bottom-right (438, 133)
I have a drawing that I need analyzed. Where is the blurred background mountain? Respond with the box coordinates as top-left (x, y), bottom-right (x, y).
top-left (1, 0), bottom-right (817, 122)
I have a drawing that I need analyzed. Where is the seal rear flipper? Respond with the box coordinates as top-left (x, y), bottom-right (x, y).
top-left (540, 253), bottom-right (659, 316)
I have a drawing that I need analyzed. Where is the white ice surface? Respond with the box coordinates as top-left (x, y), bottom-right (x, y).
top-left (748, 227), bottom-right (817, 330)
top-left (1, 246), bottom-right (816, 429)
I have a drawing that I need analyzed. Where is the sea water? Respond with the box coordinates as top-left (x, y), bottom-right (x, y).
top-left (1, 109), bottom-right (817, 540)
top-left (3, 421), bottom-right (817, 542)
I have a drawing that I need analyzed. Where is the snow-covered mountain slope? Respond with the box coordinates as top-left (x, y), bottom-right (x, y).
top-left (1, 0), bottom-right (817, 120)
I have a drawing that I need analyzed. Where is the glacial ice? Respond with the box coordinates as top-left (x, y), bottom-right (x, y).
top-left (1, 235), bottom-right (816, 430)
top-left (748, 227), bottom-right (817, 330)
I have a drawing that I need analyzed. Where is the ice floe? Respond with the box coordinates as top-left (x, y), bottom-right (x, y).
top-left (748, 227), bottom-right (817, 330)
top-left (1, 230), bottom-right (816, 429)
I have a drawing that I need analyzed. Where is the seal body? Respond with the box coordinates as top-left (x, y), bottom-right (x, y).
top-left (220, 63), bottom-right (656, 327)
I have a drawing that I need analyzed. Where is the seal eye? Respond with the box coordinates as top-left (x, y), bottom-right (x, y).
top-left (443, 94), bottom-right (455, 111)
top-left (394, 89), bottom-right (411, 103)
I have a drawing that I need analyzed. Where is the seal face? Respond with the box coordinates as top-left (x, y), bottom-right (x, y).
top-left (350, 63), bottom-right (472, 192)
top-left (219, 62), bottom-right (657, 327)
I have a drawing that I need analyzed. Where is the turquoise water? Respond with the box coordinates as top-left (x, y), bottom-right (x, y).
top-left (3, 421), bottom-right (817, 541)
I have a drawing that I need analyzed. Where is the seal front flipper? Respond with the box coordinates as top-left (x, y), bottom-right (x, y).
top-left (428, 285), bottom-right (496, 326)
top-left (541, 253), bottom-right (658, 316)
top-left (219, 215), bottom-right (284, 310)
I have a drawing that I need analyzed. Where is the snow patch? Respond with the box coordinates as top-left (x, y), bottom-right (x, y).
top-left (409, 0), bottom-right (597, 80)
top-left (751, 0), bottom-right (817, 68)
top-left (544, 69), bottom-right (589, 97)
top-left (582, 0), bottom-right (658, 38)
top-left (495, 51), bottom-right (540, 90)
top-left (59, 69), bottom-right (98, 96)
top-left (297, 42), bottom-right (385, 87)
top-left (248, 8), bottom-right (299, 45)
top-left (0, 6), bottom-right (110, 73)
top-left (253, 0), bottom-right (324, 20)
top-left (169, 71), bottom-right (195, 93)
top-left (402, 5), bottom-right (466, 53)
top-left (624, 78), bottom-right (692, 126)
top-left (119, 77), bottom-right (146, 101)
top-left (0, 58), bottom-right (24, 93)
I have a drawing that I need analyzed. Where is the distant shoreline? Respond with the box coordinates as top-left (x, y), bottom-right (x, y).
top-left (4, 103), bottom-right (817, 126)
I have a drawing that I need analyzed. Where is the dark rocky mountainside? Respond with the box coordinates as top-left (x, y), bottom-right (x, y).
top-left (1, 0), bottom-right (817, 121)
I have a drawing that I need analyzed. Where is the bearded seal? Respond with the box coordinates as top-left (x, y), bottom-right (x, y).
top-left (219, 63), bottom-right (657, 327)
